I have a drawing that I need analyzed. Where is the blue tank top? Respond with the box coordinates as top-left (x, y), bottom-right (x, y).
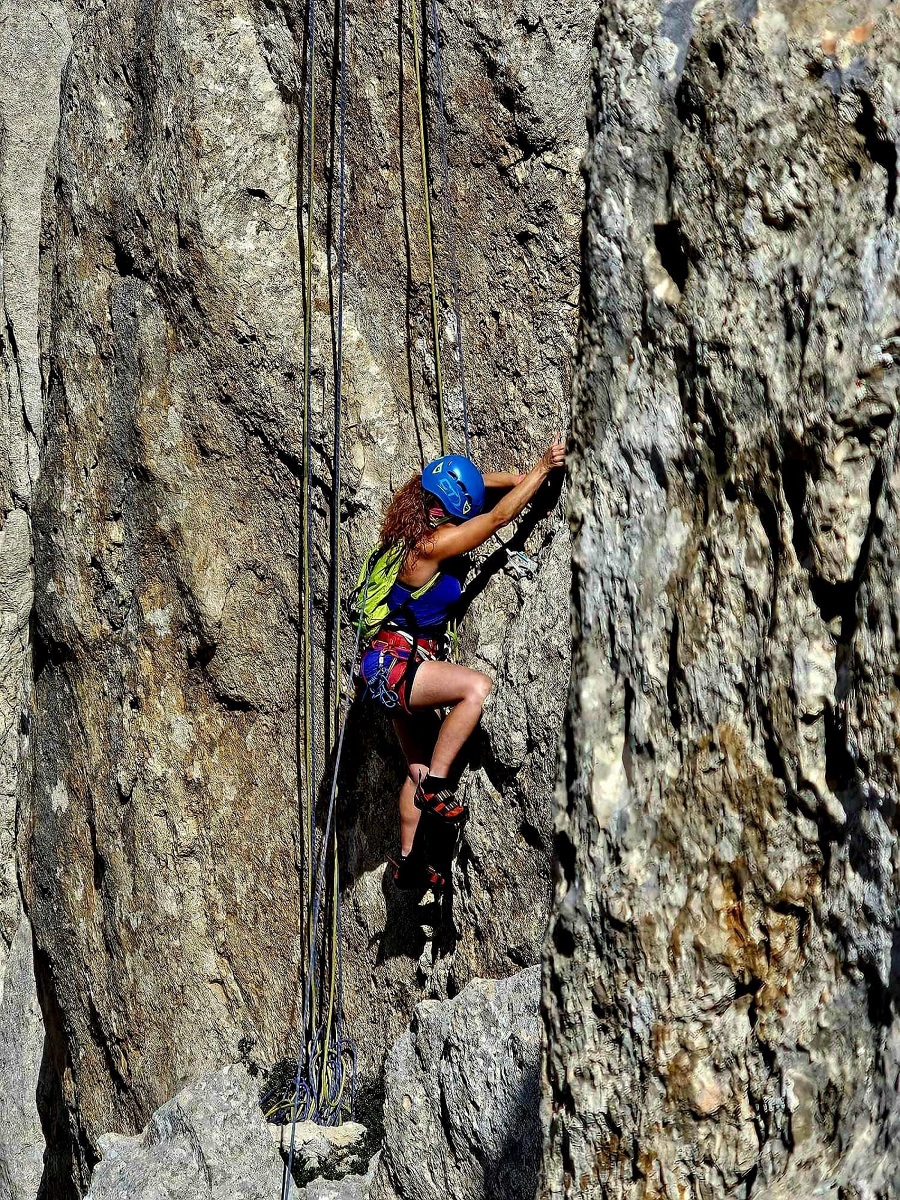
top-left (386, 572), bottom-right (462, 634)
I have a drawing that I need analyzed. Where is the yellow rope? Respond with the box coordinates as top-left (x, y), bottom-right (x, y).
top-left (409, 0), bottom-right (448, 455)
top-left (301, 17), bottom-right (350, 1128)
top-left (301, 19), bottom-right (318, 1059)
top-left (334, 537), bottom-right (342, 731)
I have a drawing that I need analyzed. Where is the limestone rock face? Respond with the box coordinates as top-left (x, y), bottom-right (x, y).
top-left (82, 1063), bottom-right (381, 1200)
top-left (0, 917), bottom-right (46, 1200)
top-left (546, 3), bottom-right (900, 1197)
top-left (82, 965), bottom-right (539, 1200)
top-left (269, 1120), bottom-right (371, 1186)
top-left (371, 965), bottom-right (542, 1200)
top-left (0, 2), bottom-right (71, 1196)
top-left (20, 0), bottom-right (591, 1167)
top-left (83, 1065), bottom-right (283, 1200)
top-left (304, 1177), bottom-right (372, 1200)
top-left (0, 0), bottom-right (69, 966)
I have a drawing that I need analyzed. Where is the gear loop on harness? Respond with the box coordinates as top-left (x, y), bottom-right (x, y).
top-left (368, 648), bottom-right (402, 709)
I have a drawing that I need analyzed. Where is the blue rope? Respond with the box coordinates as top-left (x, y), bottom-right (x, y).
top-left (285, 0), bottom-right (321, 1189)
top-left (427, 0), bottom-right (470, 457)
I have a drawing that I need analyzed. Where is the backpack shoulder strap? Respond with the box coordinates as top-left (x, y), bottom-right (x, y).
top-left (408, 572), bottom-right (442, 600)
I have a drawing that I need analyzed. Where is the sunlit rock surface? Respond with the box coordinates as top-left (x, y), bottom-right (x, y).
top-left (371, 966), bottom-right (541, 1200)
top-left (0, 2), bottom-right (70, 1197)
top-left (546, 3), bottom-right (900, 1197)
top-left (83, 1065), bottom-right (283, 1200)
top-left (84, 969), bottom-right (538, 1200)
top-left (15, 0), bottom-right (591, 1182)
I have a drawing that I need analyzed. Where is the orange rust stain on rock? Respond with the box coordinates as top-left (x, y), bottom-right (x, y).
top-left (848, 18), bottom-right (875, 42)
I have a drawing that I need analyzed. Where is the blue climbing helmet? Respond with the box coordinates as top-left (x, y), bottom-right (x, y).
top-left (421, 455), bottom-right (485, 521)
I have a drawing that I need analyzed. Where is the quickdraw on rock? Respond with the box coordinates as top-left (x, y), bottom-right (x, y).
top-left (504, 548), bottom-right (539, 580)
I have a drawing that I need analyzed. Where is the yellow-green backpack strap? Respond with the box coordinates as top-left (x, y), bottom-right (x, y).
top-left (409, 573), bottom-right (442, 601)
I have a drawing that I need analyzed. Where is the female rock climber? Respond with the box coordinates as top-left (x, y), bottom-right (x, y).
top-left (358, 437), bottom-right (566, 887)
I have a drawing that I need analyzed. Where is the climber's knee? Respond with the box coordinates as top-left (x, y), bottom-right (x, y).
top-left (467, 672), bottom-right (492, 708)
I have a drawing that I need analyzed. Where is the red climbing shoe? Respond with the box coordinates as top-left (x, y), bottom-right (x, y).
top-left (390, 855), bottom-right (446, 890)
top-left (414, 778), bottom-right (468, 823)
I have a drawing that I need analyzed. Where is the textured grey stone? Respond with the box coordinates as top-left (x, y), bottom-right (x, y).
top-left (20, 0), bottom-right (591, 1164)
top-left (304, 1152), bottom-right (379, 1200)
top-left (85, 1065), bottom-right (283, 1200)
top-left (304, 1180), bottom-right (368, 1200)
top-left (270, 1120), bottom-right (370, 1186)
top-left (0, 0), bottom-right (69, 959)
top-left (0, 3), bottom-right (70, 1197)
top-left (546, 3), bottom-right (900, 1197)
top-left (0, 916), bottom-right (45, 1200)
top-left (371, 966), bottom-right (541, 1200)
top-left (0, 0), bottom-right (70, 954)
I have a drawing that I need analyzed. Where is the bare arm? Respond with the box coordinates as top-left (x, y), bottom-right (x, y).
top-left (483, 471), bottom-right (525, 489)
top-left (422, 437), bottom-right (566, 563)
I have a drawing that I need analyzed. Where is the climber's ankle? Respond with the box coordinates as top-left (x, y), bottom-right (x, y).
top-left (420, 771), bottom-right (449, 796)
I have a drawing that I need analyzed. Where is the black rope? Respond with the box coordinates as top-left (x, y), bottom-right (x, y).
top-left (332, 0), bottom-right (350, 1105)
top-left (278, 0), bottom-right (358, 1165)
top-left (330, 0), bottom-right (348, 739)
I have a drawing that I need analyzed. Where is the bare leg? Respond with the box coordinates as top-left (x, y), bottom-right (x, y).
top-left (393, 714), bottom-right (440, 855)
top-left (407, 661), bottom-right (493, 779)
top-left (397, 772), bottom-right (424, 855)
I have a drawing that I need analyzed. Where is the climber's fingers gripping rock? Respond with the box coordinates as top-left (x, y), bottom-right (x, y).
top-left (540, 433), bottom-right (567, 473)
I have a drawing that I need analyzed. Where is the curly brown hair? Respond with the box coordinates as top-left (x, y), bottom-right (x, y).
top-left (379, 474), bottom-right (435, 566)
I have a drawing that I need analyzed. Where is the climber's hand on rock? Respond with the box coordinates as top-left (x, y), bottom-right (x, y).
top-left (539, 434), bottom-right (566, 474)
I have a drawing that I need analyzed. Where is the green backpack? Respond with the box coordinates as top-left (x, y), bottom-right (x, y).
top-left (349, 543), bottom-right (441, 644)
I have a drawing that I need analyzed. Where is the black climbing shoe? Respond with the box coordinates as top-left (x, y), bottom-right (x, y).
top-left (414, 778), bottom-right (468, 823)
top-left (390, 854), bottom-right (446, 890)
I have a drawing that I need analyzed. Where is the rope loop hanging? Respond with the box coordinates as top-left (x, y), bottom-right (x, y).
top-left (266, 0), bottom-right (357, 1185)
top-left (269, 5), bottom-right (476, 1190)
top-left (407, 0), bottom-right (471, 458)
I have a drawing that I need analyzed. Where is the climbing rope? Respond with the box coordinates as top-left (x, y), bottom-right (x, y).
top-left (313, 0), bottom-right (352, 1131)
top-left (332, 0), bottom-right (348, 734)
top-left (265, 0), bottom-right (357, 1184)
top-left (298, 0), bottom-right (318, 1149)
top-left (267, 4), bottom-right (506, 1183)
top-left (282, 0), bottom-right (322, 1181)
top-left (264, 572), bottom-right (373, 1133)
top-left (427, 0), bottom-right (470, 457)
top-left (409, 0), bottom-right (448, 455)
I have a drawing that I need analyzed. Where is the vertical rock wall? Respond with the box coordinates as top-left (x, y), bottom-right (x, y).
top-left (546, 3), bottom-right (900, 1197)
top-left (0, 3), bottom-right (71, 1197)
top-left (21, 0), bottom-right (592, 1168)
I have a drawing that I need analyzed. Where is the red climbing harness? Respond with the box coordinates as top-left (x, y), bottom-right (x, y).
top-left (361, 629), bottom-right (441, 713)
